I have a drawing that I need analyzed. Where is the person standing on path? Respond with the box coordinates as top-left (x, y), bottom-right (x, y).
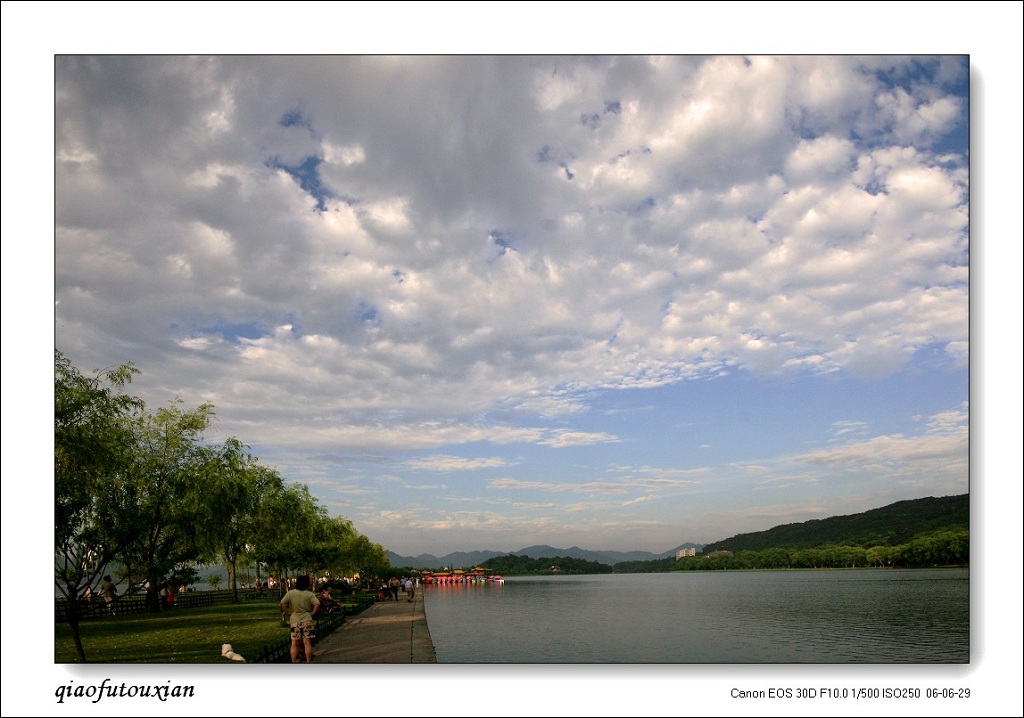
top-left (407, 578), bottom-right (416, 603)
top-left (279, 575), bottom-right (320, 663)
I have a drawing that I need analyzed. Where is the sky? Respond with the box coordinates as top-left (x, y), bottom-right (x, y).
top-left (51, 53), bottom-right (973, 557)
top-left (4, 3), bottom-right (1022, 715)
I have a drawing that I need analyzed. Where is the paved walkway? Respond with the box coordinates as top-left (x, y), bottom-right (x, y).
top-left (313, 589), bottom-right (436, 663)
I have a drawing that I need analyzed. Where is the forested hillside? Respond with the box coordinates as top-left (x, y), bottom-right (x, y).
top-left (478, 554), bottom-right (614, 575)
top-left (610, 494), bottom-right (969, 572)
top-left (701, 494), bottom-right (968, 553)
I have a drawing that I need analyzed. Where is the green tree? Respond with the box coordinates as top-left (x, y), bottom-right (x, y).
top-left (938, 529), bottom-right (969, 565)
top-left (251, 482), bottom-right (322, 590)
top-left (762, 547), bottom-right (792, 568)
top-left (116, 400), bottom-right (214, 611)
top-left (194, 440), bottom-right (283, 601)
top-left (348, 534), bottom-right (391, 586)
top-left (834, 545), bottom-right (867, 568)
top-left (866, 545), bottom-right (892, 567)
top-left (54, 350), bottom-right (141, 662)
top-left (310, 515), bottom-right (359, 578)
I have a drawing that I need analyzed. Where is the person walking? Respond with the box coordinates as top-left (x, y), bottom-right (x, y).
top-left (407, 578), bottom-right (416, 603)
top-left (279, 575), bottom-right (320, 663)
top-left (98, 575), bottom-right (117, 616)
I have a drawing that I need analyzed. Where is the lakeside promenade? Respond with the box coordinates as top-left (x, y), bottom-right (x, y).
top-left (313, 589), bottom-right (436, 663)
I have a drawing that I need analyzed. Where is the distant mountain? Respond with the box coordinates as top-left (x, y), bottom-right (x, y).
top-left (512, 544), bottom-right (701, 566)
top-left (387, 542), bottom-right (704, 570)
top-left (701, 494), bottom-right (969, 554)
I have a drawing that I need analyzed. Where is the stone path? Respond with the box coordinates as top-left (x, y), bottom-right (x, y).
top-left (312, 589), bottom-right (436, 663)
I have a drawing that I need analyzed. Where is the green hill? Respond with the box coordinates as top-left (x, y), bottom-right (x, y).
top-left (701, 494), bottom-right (969, 553)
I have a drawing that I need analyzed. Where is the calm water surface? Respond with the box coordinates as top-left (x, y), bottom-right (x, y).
top-left (422, 569), bottom-right (969, 663)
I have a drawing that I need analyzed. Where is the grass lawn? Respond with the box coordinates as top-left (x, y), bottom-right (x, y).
top-left (55, 595), bottom-right (364, 664)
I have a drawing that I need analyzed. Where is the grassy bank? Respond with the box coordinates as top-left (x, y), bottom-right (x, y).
top-left (55, 594), bottom-right (369, 663)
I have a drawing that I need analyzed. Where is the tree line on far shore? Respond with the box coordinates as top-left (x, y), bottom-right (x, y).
top-left (476, 554), bottom-right (615, 575)
top-left (55, 350), bottom-right (390, 662)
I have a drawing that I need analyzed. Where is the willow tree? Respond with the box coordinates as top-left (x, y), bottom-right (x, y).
top-left (249, 482), bottom-right (323, 591)
top-left (194, 441), bottom-right (284, 601)
top-left (346, 533), bottom-right (391, 587)
top-left (115, 399), bottom-right (214, 611)
top-left (313, 515), bottom-right (359, 578)
top-left (246, 481), bottom-right (388, 590)
top-left (54, 350), bottom-right (141, 662)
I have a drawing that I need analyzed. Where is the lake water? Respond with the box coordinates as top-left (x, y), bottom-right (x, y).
top-left (422, 569), bottom-right (969, 663)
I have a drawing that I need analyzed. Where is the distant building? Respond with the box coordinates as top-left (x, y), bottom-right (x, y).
top-left (675, 547), bottom-right (697, 559)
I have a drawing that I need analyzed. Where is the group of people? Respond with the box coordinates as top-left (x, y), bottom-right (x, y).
top-left (378, 576), bottom-right (418, 602)
top-left (160, 582), bottom-right (177, 608)
top-left (88, 576), bottom-right (184, 615)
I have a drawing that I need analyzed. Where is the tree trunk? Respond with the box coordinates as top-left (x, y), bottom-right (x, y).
top-left (146, 576), bottom-right (162, 612)
top-left (66, 591), bottom-right (88, 662)
top-left (228, 559), bottom-right (238, 602)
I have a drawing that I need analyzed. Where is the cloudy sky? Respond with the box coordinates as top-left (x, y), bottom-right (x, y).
top-left (50, 53), bottom-right (977, 557)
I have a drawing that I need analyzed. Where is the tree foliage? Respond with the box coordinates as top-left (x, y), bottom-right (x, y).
top-left (611, 557), bottom-right (677, 573)
top-left (193, 440), bottom-right (283, 601)
top-left (54, 351), bottom-right (390, 660)
top-left (116, 400), bottom-right (215, 611)
top-left (54, 350), bottom-right (142, 661)
top-left (478, 554), bottom-right (613, 575)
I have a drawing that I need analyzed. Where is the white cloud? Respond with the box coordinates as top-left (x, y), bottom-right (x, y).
top-left (788, 405), bottom-right (969, 481)
top-left (489, 478), bottom-right (632, 496)
top-left (537, 430), bottom-right (621, 448)
top-left (52, 54), bottom-right (971, 554)
top-left (58, 58), bottom-right (968, 410)
top-left (784, 135), bottom-right (856, 183)
top-left (403, 455), bottom-right (510, 472)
